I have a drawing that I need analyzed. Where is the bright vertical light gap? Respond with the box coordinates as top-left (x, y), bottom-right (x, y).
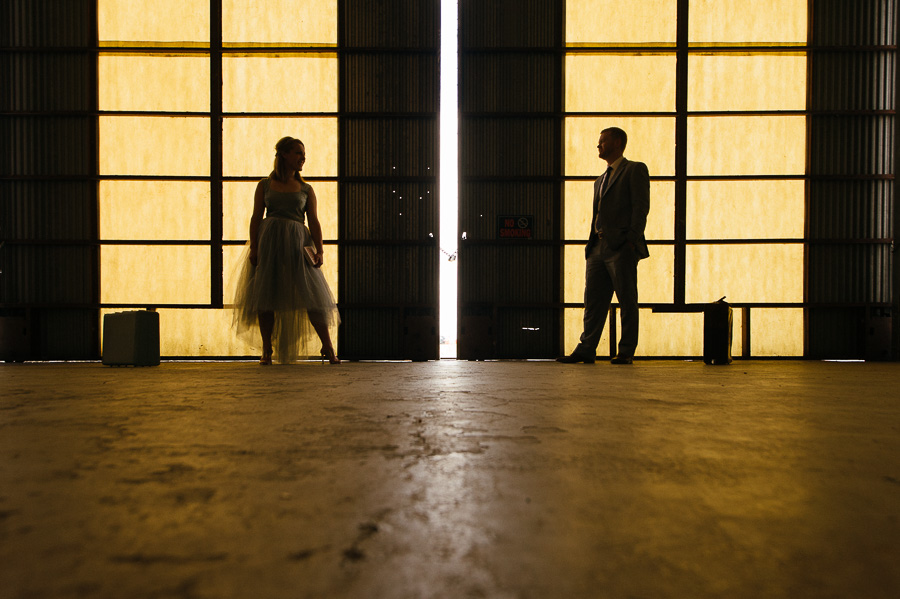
top-left (439, 0), bottom-right (458, 358)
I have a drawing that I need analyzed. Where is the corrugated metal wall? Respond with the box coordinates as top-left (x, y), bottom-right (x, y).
top-left (807, 0), bottom-right (897, 359)
top-left (338, 0), bottom-right (440, 359)
top-left (0, 0), bottom-right (98, 360)
top-left (457, 0), bottom-right (563, 359)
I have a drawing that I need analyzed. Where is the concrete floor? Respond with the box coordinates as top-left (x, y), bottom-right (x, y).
top-left (1, 360), bottom-right (899, 599)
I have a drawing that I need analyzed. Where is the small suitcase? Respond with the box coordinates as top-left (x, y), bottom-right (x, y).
top-left (102, 310), bottom-right (160, 366)
top-left (459, 315), bottom-right (494, 361)
top-left (403, 314), bottom-right (439, 362)
top-left (703, 297), bottom-right (733, 365)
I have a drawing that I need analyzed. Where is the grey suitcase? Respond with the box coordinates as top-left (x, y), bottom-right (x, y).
top-left (102, 310), bottom-right (160, 366)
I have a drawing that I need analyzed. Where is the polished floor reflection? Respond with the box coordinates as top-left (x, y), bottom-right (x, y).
top-left (1, 360), bottom-right (899, 598)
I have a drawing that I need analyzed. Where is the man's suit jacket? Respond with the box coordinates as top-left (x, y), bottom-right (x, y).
top-left (586, 157), bottom-right (650, 260)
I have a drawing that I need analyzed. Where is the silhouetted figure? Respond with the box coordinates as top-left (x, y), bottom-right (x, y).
top-left (558, 127), bottom-right (650, 365)
top-left (232, 137), bottom-right (340, 364)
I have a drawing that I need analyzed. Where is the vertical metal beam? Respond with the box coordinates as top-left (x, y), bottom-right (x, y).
top-left (608, 306), bottom-right (617, 357)
top-left (742, 306), bottom-right (751, 358)
top-left (803, 0), bottom-right (815, 358)
top-left (210, 0), bottom-right (224, 308)
top-left (893, 0), bottom-right (900, 359)
top-left (557, 0), bottom-right (566, 354)
top-left (337, 0), bottom-right (345, 352)
top-left (674, 0), bottom-right (689, 306)
top-left (91, 0), bottom-right (101, 358)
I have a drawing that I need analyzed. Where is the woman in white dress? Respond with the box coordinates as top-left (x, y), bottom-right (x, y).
top-left (232, 137), bottom-right (340, 364)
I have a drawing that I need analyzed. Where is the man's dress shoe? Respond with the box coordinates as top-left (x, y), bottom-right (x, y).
top-left (556, 352), bottom-right (595, 364)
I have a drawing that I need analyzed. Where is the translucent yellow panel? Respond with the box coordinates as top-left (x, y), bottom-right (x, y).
top-left (565, 308), bottom-right (610, 357)
top-left (314, 182), bottom-right (339, 241)
top-left (564, 245), bottom-right (586, 304)
top-left (320, 245), bottom-right (339, 302)
top-left (223, 182), bottom-right (259, 241)
top-left (645, 309), bottom-right (747, 357)
top-left (99, 308), bottom-right (253, 357)
top-left (99, 0), bottom-right (209, 43)
top-left (101, 246), bottom-right (210, 304)
top-left (566, 117), bottom-right (675, 177)
top-left (100, 181), bottom-right (210, 240)
top-left (223, 56), bottom-right (337, 113)
top-left (645, 182), bottom-right (675, 241)
top-left (751, 308), bottom-right (803, 356)
top-left (689, 0), bottom-right (806, 44)
top-left (99, 116), bottom-right (210, 176)
top-left (564, 181), bottom-right (674, 241)
top-left (159, 309), bottom-right (256, 356)
top-left (564, 181), bottom-right (595, 240)
top-left (566, 308), bottom-right (746, 357)
top-left (639, 310), bottom-right (704, 357)
top-left (687, 181), bottom-right (805, 240)
top-left (689, 54), bottom-right (806, 111)
top-left (224, 181), bottom-right (337, 242)
top-left (224, 244), bottom-right (249, 302)
top-left (564, 246), bottom-right (672, 305)
top-left (223, 0), bottom-right (337, 45)
top-left (127, 308), bottom-right (331, 358)
top-left (640, 246), bottom-right (674, 304)
top-left (223, 117), bottom-right (337, 177)
top-left (565, 309), bottom-right (705, 357)
top-left (565, 55), bottom-right (676, 112)
top-left (99, 56), bottom-right (209, 112)
top-left (732, 309), bottom-right (745, 357)
top-left (149, 308), bottom-right (337, 359)
top-left (98, 54), bottom-right (209, 112)
top-left (687, 116), bottom-right (805, 176)
top-left (566, 0), bottom-right (676, 44)
top-left (686, 244), bottom-right (803, 304)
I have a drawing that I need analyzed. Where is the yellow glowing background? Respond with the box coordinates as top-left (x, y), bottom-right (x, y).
top-left (99, 0), bottom-right (339, 358)
top-left (222, 55), bottom-right (338, 113)
top-left (566, 0), bottom-right (677, 45)
top-left (222, 0), bottom-right (337, 45)
top-left (566, 117), bottom-right (677, 177)
top-left (688, 0), bottom-right (807, 44)
top-left (564, 0), bottom-right (807, 356)
top-left (99, 1), bottom-right (807, 358)
top-left (566, 55), bottom-right (677, 112)
top-left (99, 0), bottom-right (209, 43)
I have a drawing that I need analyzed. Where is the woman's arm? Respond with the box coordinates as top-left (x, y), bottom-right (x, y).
top-left (305, 185), bottom-right (325, 266)
top-left (248, 179), bottom-right (266, 266)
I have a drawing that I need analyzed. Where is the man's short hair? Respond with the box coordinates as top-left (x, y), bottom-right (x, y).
top-left (601, 127), bottom-right (628, 150)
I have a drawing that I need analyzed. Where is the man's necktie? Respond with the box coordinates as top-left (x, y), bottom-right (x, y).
top-left (599, 165), bottom-right (613, 196)
top-left (594, 166), bottom-right (613, 234)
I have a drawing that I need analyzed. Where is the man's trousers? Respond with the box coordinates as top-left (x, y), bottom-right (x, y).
top-left (574, 240), bottom-right (640, 359)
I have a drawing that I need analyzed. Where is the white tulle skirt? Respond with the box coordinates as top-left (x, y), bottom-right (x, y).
top-left (231, 217), bottom-right (340, 363)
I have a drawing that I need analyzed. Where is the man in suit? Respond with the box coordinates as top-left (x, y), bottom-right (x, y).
top-left (558, 127), bottom-right (650, 365)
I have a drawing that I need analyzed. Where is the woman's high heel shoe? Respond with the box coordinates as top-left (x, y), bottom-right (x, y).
top-left (259, 349), bottom-right (273, 365)
top-left (320, 347), bottom-right (341, 365)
